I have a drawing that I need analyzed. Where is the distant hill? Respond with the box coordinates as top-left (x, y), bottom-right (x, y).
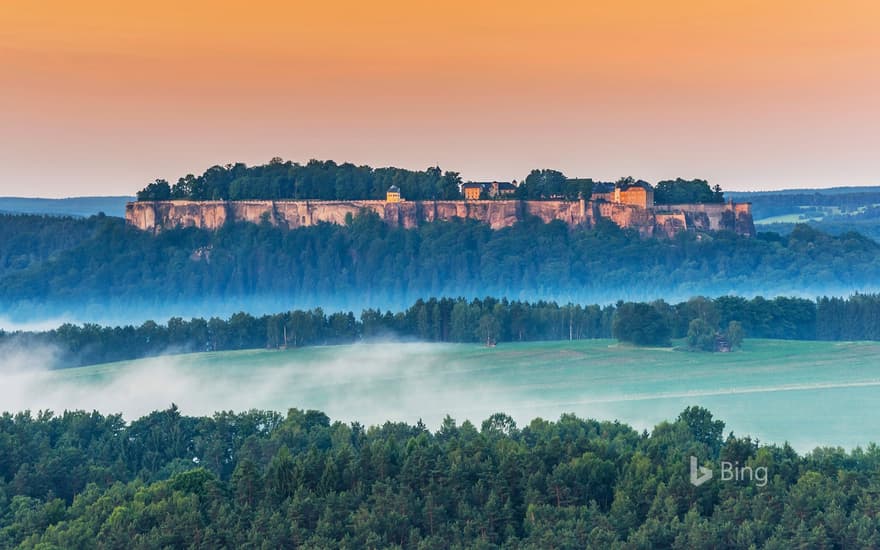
top-left (726, 186), bottom-right (880, 240)
top-left (0, 196), bottom-right (133, 218)
top-left (726, 187), bottom-right (880, 219)
top-left (728, 185), bottom-right (880, 197)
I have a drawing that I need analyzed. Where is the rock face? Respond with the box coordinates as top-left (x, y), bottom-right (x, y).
top-left (126, 199), bottom-right (755, 237)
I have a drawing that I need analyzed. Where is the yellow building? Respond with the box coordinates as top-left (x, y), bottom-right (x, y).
top-left (462, 182), bottom-right (484, 200)
top-left (613, 181), bottom-right (654, 208)
top-left (386, 185), bottom-right (401, 203)
top-left (591, 180), bottom-right (654, 208)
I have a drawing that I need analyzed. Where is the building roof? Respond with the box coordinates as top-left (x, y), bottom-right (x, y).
top-left (617, 180), bottom-right (653, 191)
top-left (462, 181), bottom-right (516, 191)
top-left (387, 185), bottom-right (400, 192)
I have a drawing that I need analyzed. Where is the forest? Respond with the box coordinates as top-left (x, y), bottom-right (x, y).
top-left (653, 178), bottom-right (724, 204)
top-left (1, 212), bottom-right (879, 322)
top-left (0, 404), bottom-right (877, 548)
top-left (1, 293), bottom-right (877, 369)
top-left (134, 158), bottom-right (724, 204)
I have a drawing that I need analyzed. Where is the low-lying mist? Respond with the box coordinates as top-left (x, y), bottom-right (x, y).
top-left (4, 337), bottom-right (880, 453)
top-left (0, 339), bottom-right (548, 428)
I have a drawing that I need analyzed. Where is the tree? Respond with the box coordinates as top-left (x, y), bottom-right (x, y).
top-left (563, 178), bottom-right (593, 201)
top-left (266, 446), bottom-right (296, 502)
top-left (682, 297), bottom-right (720, 328)
top-left (481, 413), bottom-right (517, 436)
top-left (677, 406), bottom-right (725, 455)
top-left (654, 179), bottom-right (723, 204)
top-left (477, 313), bottom-right (500, 345)
top-left (726, 321), bottom-right (744, 349)
top-left (136, 179), bottom-right (171, 201)
top-left (612, 303), bottom-right (672, 346)
top-left (519, 169), bottom-right (568, 199)
top-left (687, 318), bottom-right (716, 351)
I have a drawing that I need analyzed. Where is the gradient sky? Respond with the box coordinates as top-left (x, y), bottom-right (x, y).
top-left (2, 0), bottom-right (878, 197)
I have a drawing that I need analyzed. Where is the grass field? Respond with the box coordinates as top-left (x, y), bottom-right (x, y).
top-left (755, 213), bottom-right (821, 224)
top-left (39, 339), bottom-right (880, 451)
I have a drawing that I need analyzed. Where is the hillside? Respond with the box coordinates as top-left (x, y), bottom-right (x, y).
top-left (0, 196), bottom-right (132, 218)
top-left (1, 398), bottom-right (879, 547)
top-left (727, 187), bottom-right (880, 240)
top-left (0, 214), bottom-right (110, 279)
top-left (1, 213), bottom-right (879, 324)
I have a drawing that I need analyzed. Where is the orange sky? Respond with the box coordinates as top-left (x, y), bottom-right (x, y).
top-left (1, 0), bottom-right (878, 197)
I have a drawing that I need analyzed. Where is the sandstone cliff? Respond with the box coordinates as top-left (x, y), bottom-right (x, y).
top-left (126, 199), bottom-right (755, 237)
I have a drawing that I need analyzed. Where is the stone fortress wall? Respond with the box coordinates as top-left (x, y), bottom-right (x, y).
top-left (126, 199), bottom-right (755, 238)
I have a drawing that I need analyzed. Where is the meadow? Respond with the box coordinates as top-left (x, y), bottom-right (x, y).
top-left (35, 338), bottom-right (880, 452)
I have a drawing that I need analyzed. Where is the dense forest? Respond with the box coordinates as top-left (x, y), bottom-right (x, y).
top-left (0, 214), bottom-right (109, 279)
top-left (2, 293), bottom-right (877, 369)
top-left (0, 405), bottom-right (878, 548)
top-left (653, 178), bottom-right (724, 205)
top-left (136, 160), bottom-right (464, 202)
top-left (134, 158), bottom-right (724, 204)
top-left (1, 212), bottom-right (878, 323)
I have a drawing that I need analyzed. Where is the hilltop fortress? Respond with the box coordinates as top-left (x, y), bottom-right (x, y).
top-left (126, 190), bottom-right (755, 238)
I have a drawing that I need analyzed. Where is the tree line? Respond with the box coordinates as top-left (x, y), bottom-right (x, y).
top-left (4, 293), bottom-right (880, 368)
top-left (135, 157), bottom-right (725, 203)
top-left (136, 159), bottom-right (465, 202)
top-left (0, 404), bottom-right (878, 548)
top-left (653, 178), bottom-right (725, 204)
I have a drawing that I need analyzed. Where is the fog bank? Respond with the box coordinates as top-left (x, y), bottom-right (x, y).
top-left (2, 339), bottom-right (879, 453)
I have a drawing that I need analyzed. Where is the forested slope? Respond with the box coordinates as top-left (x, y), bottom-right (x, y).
top-left (2, 213), bottom-right (879, 322)
top-left (0, 406), bottom-right (877, 548)
top-left (0, 214), bottom-right (110, 279)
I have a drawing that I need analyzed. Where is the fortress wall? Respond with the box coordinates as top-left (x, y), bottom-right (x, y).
top-left (733, 203), bottom-right (756, 236)
top-left (654, 213), bottom-right (688, 237)
top-left (595, 202), bottom-right (657, 237)
top-left (654, 202), bottom-right (755, 236)
top-left (608, 204), bottom-right (659, 238)
top-left (523, 200), bottom-right (591, 226)
top-left (271, 201), bottom-right (387, 229)
top-left (126, 201), bottom-right (157, 230)
top-left (227, 201), bottom-right (273, 227)
top-left (126, 199), bottom-right (755, 237)
top-left (126, 200), bottom-right (231, 231)
top-left (658, 203), bottom-right (730, 231)
top-left (418, 200), bottom-right (526, 229)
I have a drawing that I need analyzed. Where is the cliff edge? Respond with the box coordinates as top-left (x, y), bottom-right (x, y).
top-left (126, 199), bottom-right (755, 238)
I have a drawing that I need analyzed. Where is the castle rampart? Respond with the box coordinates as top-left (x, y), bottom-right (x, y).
top-left (126, 199), bottom-right (755, 237)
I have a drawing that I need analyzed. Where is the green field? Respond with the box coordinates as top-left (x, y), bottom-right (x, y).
top-left (41, 339), bottom-right (880, 451)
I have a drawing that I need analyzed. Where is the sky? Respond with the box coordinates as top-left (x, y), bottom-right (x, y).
top-left (1, 0), bottom-right (878, 197)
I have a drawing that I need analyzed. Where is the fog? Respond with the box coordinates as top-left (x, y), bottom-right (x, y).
top-left (0, 338), bottom-right (643, 434)
top-left (3, 338), bottom-right (879, 453)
